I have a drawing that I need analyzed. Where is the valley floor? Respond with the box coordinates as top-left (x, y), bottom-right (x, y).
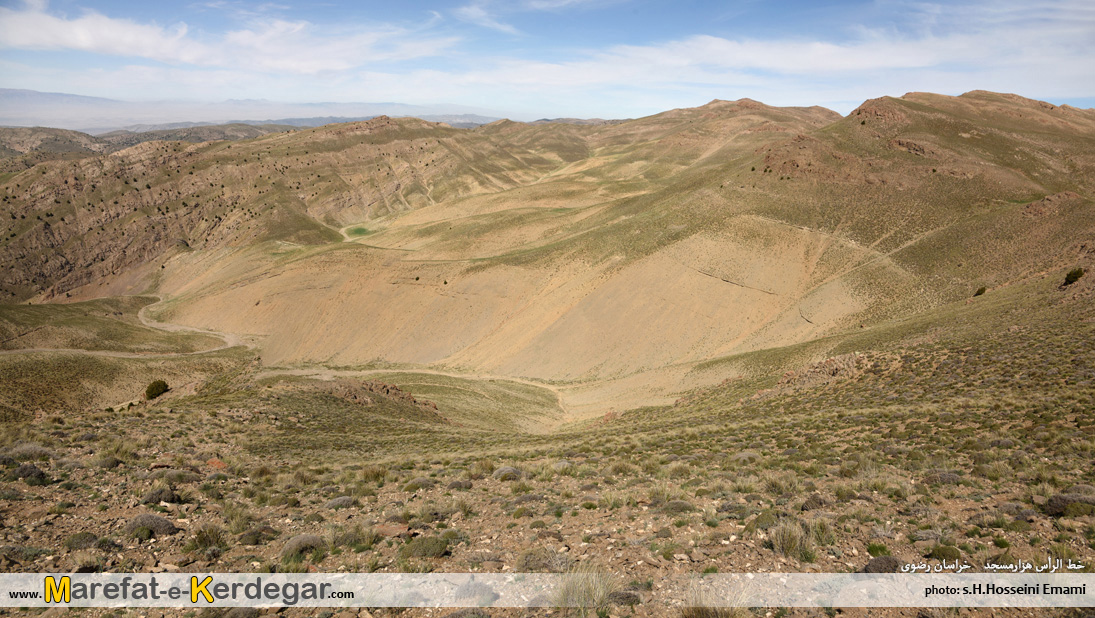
top-left (1, 272), bottom-right (1094, 618)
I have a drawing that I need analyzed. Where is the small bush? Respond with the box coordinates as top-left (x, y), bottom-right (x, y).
top-left (7, 443), bottom-right (52, 461)
top-left (867, 542), bottom-right (890, 557)
top-left (926, 545), bottom-right (961, 561)
top-left (329, 523), bottom-right (379, 550)
top-left (769, 522), bottom-right (813, 561)
top-left (280, 534), bottom-right (326, 562)
top-left (124, 514), bottom-right (179, 538)
top-left (973, 287), bottom-right (986, 297)
top-left (360, 465), bottom-right (387, 483)
top-left (185, 525), bottom-right (229, 558)
top-left (145, 380), bottom-right (169, 400)
top-left (553, 565), bottom-right (621, 613)
top-left (238, 525), bottom-right (278, 546)
top-left (402, 477), bottom-right (435, 492)
top-left (400, 536), bottom-right (449, 558)
top-left (1064, 267), bottom-right (1085, 286)
top-left (517, 546), bottom-right (572, 572)
top-left (64, 532), bottom-right (100, 551)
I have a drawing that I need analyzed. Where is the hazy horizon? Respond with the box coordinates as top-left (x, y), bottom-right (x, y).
top-left (1, 0), bottom-right (1093, 123)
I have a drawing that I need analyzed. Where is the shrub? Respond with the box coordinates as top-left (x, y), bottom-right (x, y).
top-left (238, 525), bottom-right (278, 546)
top-left (402, 477), bottom-right (435, 492)
top-left (185, 525), bottom-right (229, 558)
top-left (926, 545), bottom-right (961, 561)
top-left (399, 536), bottom-right (449, 558)
top-left (867, 542), bottom-right (890, 557)
top-left (7, 443), bottom-right (52, 461)
top-left (329, 523), bottom-right (380, 550)
top-left (360, 465), bottom-right (387, 483)
top-left (517, 546), bottom-right (572, 572)
top-left (64, 532), bottom-right (100, 551)
top-left (1064, 267), bottom-right (1085, 286)
top-left (124, 514), bottom-right (179, 539)
top-left (769, 521), bottom-right (813, 561)
top-left (145, 380), bottom-right (169, 400)
top-left (280, 534), bottom-right (326, 562)
top-left (492, 466), bottom-right (522, 481)
top-left (973, 287), bottom-right (986, 297)
top-left (553, 565), bottom-right (621, 613)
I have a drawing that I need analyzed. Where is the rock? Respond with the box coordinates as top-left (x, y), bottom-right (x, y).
top-left (375, 523), bottom-right (410, 538)
top-left (860, 556), bottom-right (903, 573)
top-left (225, 609), bottom-right (261, 618)
top-left (492, 466), bottom-right (522, 481)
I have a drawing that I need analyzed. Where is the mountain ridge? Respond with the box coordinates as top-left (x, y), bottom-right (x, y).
top-left (2, 90), bottom-right (1092, 408)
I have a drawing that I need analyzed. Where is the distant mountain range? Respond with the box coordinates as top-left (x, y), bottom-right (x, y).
top-left (0, 89), bottom-right (504, 132)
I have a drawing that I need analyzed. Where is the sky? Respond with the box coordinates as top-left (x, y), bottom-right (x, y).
top-left (0, 0), bottom-right (1093, 121)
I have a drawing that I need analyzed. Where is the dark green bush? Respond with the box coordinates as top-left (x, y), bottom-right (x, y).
top-left (1064, 267), bottom-right (1085, 286)
top-left (145, 380), bottom-right (169, 400)
top-left (973, 287), bottom-right (986, 297)
top-left (399, 536), bottom-right (449, 558)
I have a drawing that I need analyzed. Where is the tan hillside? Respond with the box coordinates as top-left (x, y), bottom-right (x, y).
top-left (1, 91), bottom-right (1093, 405)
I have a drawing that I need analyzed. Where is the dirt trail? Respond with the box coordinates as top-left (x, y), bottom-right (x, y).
top-left (0, 295), bottom-right (251, 359)
top-left (136, 295), bottom-right (253, 351)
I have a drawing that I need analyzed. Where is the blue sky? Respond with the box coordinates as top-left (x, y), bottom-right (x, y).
top-left (1, 0), bottom-right (1093, 120)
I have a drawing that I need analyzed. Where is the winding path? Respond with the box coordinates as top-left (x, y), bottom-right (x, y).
top-left (0, 295), bottom-right (250, 359)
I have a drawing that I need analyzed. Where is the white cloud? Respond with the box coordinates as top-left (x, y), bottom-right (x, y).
top-left (0, 3), bottom-right (458, 74)
top-left (453, 3), bottom-right (519, 34)
top-left (523, 0), bottom-right (603, 9)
